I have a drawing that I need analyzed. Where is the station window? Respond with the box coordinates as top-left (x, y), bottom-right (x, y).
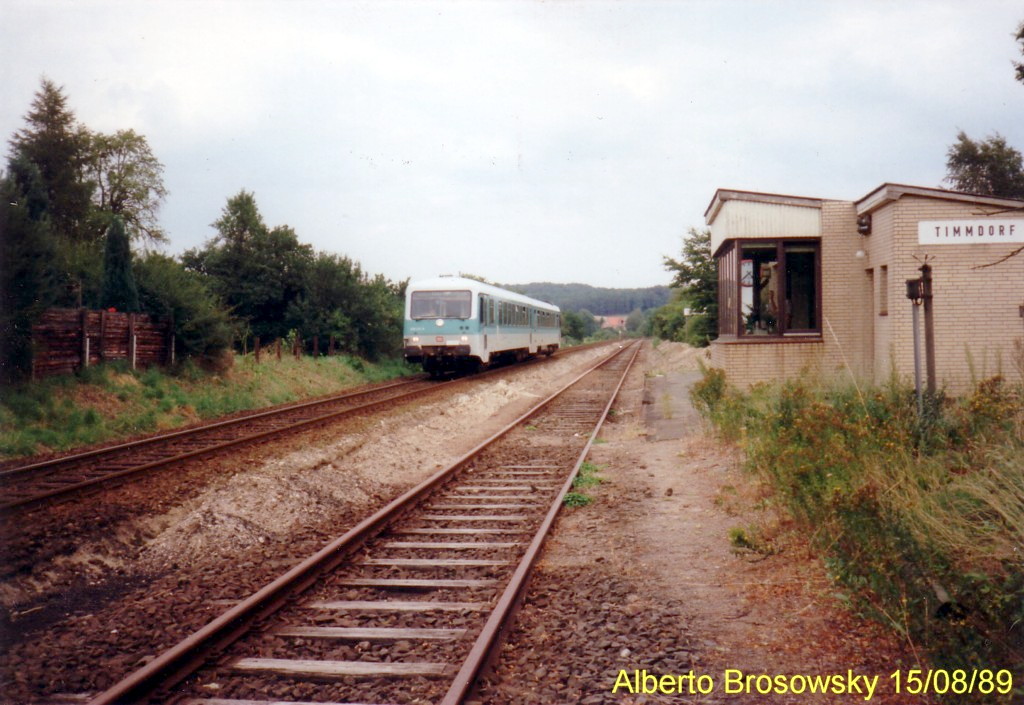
top-left (879, 265), bottom-right (888, 316)
top-left (718, 239), bottom-right (820, 337)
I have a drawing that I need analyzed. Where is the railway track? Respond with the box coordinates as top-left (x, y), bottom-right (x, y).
top-left (86, 340), bottom-right (641, 705)
top-left (0, 346), bottom-right (603, 514)
top-left (0, 378), bottom-right (438, 513)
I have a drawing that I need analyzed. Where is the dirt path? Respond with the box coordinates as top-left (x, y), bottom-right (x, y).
top-left (480, 341), bottom-right (927, 705)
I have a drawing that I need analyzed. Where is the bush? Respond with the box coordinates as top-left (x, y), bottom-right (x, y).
top-left (134, 253), bottom-right (233, 360)
top-left (694, 367), bottom-right (1024, 684)
top-left (682, 314), bottom-right (715, 347)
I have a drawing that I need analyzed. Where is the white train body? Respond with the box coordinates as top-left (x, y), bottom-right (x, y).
top-left (402, 276), bottom-right (561, 373)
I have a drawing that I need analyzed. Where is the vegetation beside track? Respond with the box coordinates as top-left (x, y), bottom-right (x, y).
top-left (692, 366), bottom-right (1024, 696)
top-left (0, 354), bottom-right (417, 459)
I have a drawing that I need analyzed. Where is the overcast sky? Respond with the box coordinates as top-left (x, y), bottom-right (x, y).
top-left (3, 1), bottom-right (1023, 288)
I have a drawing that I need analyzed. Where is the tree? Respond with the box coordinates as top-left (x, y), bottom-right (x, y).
top-left (87, 129), bottom-right (168, 243)
top-left (348, 274), bottom-right (405, 359)
top-left (100, 216), bottom-right (140, 311)
top-left (648, 293), bottom-right (688, 343)
top-left (944, 131), bottom-right (1024, 199)
top-left (1015, 20), bottom-right (1024, 85)
top-left (625, 307), bottom-right (646, 334)
top-left (285, 252), bottom-right (363, 352)
top-left (0, 158), bottom-right (61, 380)
top-left (183, 190), bottom-right (313, 342)
top-left (134, 253), bottom-right (233, 360)
top-left (562, 309), bottom-right (600, 341)
top-left (8, 78), bottom-right (93, 242)
top-left (663, 227), bottom-right (717, 342)
top-left (211, 189), bottom-right (265, 247)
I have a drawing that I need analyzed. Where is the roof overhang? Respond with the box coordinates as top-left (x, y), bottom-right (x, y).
top-left (856, 182), bottom-right (1024, 216)
top-left (705, 188), bottom-right (824, 225)
top-left (705, 189), bottom-right (824, 255)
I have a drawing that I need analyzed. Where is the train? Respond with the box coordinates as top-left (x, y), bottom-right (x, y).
top-left (403, 276), bottom-right (561, 375)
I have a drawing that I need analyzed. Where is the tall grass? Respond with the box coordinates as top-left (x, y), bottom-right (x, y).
top-left (692, 366), bottom-right (1024, 689)
top-left (0, 354), bottom-right (419, 459)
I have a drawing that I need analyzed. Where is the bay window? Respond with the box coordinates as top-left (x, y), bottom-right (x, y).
top-left (717, 239), bottom-right (821, 338)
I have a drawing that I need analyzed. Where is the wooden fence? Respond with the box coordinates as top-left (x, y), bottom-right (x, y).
top-left (31, 308), bottom-right (173, 379)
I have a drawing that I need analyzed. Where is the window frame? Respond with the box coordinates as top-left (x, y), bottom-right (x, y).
top-left (717, 237), bottom-right (822, 339)
top-left (409, 289), bottom-right (473, 320)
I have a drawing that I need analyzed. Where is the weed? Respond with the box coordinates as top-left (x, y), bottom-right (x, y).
top-left (563, 491), bottom-right (593, 507)
top-left (700, 368), bottom-right (1024, 681)
top-left (0, 353), bottom-right (418, 460)
top-left (659, 391), bottom-right (673, 419)
top-left (573, 473), bottom-right (602, 488)
top-left (728, 526), bottom-right (776, 555)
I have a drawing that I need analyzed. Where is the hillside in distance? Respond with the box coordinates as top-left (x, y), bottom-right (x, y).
top-left (502, 282), bottom-right (671, 316)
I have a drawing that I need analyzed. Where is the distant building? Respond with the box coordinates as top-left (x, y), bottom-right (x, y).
top-left (601, 315), bottom-right (628, 330)
top-left (706, 183), bottom-right (1024, 393)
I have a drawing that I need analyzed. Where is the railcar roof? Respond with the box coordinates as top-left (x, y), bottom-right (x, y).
top-left (407, 277), bottom-right (560, 312)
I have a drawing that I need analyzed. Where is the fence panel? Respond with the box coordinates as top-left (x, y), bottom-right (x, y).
top-left (31, 308), bottom-right (172, 379)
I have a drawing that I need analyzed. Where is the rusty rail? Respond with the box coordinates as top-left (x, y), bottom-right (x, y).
top-left (86, 340), bottom-right (640, 705)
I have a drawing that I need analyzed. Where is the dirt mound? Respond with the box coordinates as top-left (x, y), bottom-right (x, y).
top-left (647, 341), bottom-right (710, 373)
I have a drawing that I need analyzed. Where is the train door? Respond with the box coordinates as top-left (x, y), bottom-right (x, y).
top-left (529, 307), bottom-right (534, 350)
top-left (479, 295), bottom-right (489, 356)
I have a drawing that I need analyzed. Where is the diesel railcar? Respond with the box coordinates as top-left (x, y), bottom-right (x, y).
top-left (403, 276), bottom-right (561, 375)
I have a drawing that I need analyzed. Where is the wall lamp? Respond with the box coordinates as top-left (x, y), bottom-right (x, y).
top-left (857, 214), bottom-right (872, 235)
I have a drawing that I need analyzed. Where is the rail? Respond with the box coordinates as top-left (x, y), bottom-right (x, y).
top-left (1, 343), bottom-right (612, 514)
top-left (86, 340), bottom-right (641, 705)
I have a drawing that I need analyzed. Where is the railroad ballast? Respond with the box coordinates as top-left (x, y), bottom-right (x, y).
top-left (403, 276), bottom-right (561, 375)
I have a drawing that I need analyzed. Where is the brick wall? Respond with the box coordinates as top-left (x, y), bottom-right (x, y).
top-left (864, 196), bottom-right (1024, 394)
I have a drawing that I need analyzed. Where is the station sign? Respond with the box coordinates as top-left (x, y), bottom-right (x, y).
top-left (918, 219), bottom-right (1024, 245)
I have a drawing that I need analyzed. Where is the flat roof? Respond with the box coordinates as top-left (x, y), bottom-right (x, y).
top-left (704, 188), bottom-right (824, 224)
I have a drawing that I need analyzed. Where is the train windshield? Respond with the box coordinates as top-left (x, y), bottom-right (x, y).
top-left (410, 290), bottom-right (472, 319)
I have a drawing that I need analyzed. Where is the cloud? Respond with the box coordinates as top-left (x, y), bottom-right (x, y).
top-left (3, 0), bottom-right (1023, 288)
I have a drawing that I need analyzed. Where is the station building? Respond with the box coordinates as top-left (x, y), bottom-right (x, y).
top-left (706, 183), bottom-right (1024, 393)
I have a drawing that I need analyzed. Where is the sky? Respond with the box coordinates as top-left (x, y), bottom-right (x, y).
top-left (2, 1), bottom-right (1023, 288)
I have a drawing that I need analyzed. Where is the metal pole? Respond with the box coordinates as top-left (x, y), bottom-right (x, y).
top-left (912, 301), bottom-right (923, 416)
top-left (920, 264), bottom-right (936, 395)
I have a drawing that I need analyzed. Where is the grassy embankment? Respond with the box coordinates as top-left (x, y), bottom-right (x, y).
top-left (691, 366), bottom-right (1023, 696)
top-left (0, 354), bottom-right (417, 460)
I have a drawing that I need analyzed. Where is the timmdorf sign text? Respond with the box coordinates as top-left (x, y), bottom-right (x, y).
top-left (918, 219), bottom-right (1024, 245)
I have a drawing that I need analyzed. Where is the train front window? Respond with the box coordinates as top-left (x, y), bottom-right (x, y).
top-left (410, 290), bottom-right (472, 319)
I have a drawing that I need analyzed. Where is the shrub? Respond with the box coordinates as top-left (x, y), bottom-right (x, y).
top-left (698, 369), bottom-right (1024, 684)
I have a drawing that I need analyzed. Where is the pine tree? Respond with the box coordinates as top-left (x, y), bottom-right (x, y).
top-left (8, 78), bottom-right (93, 242)
top-left (100, 216), bottom-right (140, 312)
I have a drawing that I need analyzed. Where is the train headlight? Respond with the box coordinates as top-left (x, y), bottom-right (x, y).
top-left (460, 335), bottom-right (469, 342)
top-left (411, 336), bottom-right (420, 343)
